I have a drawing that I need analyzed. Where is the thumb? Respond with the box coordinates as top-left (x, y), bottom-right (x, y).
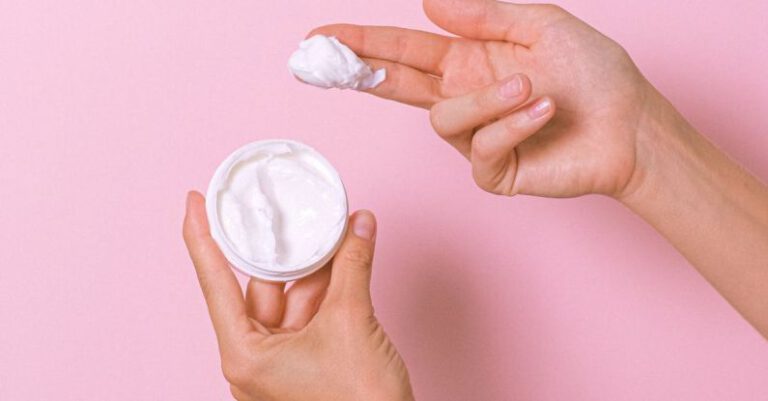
top-left (423, 0), bottom-right (569, 46)
top-left (325, 210), bottom-right (377, 309)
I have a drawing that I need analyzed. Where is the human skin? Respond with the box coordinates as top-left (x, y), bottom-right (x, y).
top-left (185, 0), bottom-right (768, 399)
top-left (183, 192), bottom-right (414, 401)
top-left (308, 0), bottom-right (768, 337)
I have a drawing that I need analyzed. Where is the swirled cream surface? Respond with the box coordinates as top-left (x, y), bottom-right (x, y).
top-left (288, 35), bottom-right (386, 90)
top-left (212, 141), bottom-right (347, 275)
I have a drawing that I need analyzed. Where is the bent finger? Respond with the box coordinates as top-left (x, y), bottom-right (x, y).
top-left (245, 278), bottom-right (286, 328)
top-left (280, 266), bottom-right (332, 330)
top-left (471, 97), bottom-right (555, 194)
top-left (430, 74), bottom-right (532, 138)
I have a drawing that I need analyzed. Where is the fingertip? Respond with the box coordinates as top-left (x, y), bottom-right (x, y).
top-left (350, 210), bottom-right (377, 241)
top-left (528, 96), bottom-right (556, 120)
top-left (186, 190), bottom-right (204, 207)
top-left (306, 23), bottom-right (356, 40)
top-left (422, 0), bottom-right (443, 26)
top-left (305, 25), bottom-right (327, 39)
top-left (546, 96), bottom-right (557, 113)
top-left (183, 191), bottom-right (209, 241)
top-left (185, 190), bottom-right (197, 212)
top-left (497, 73), bottom-right (532, 102)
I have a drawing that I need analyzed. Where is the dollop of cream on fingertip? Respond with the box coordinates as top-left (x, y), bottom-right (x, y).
top-left (288, 35), bottom-right (386, 90)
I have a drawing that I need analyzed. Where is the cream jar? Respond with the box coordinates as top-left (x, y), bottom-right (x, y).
top-left (206, 140), bottom-right (348, 281)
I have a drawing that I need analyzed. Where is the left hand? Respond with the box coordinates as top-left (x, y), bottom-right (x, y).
top-left (183, 191), bottom-right (414, 401)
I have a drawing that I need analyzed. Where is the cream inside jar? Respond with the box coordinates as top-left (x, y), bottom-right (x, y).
top-left (206, 140), bottom-right (348, 281)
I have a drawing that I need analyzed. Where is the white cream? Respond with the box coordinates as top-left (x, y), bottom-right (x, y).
top-left (288, 35), bottom-right (386, 90)
top-left (208, 141), bottom-right (347, 279)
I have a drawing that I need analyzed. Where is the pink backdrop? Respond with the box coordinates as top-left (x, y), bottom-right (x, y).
top-left (1, 0), bottom-right (767, 400)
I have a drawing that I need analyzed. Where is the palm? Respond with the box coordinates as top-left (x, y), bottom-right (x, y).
top-left (316, 0), bottom-right (653, 197)
top-left (238, 310), bottom-right (409, 401)
top-left (442, 19), bottom-right (646, 196)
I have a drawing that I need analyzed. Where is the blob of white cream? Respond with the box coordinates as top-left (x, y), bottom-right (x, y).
top-left (208, 141), bottom-right (347, 278)
top-left (288, 35), bottom-right (386, 90)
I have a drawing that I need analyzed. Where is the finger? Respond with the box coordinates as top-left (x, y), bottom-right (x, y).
top-left (280, 266), bottom-right (332, 330)
top-left (245, 278), bottom-right (286, 328)
top-left (324, 211), bottom-right (377, 309)
top-left (423, 0), bottom-right (569, 46)
top-left (182, 191), bottom-right (253, 342)
top-left (362, 58), bottom-right (444, 109)
top-left (309, 24), bottom-right (452, 76)
top-left (470, 97), bottom-right (555, 194)
top-left (429, 74), bottom-right (532, 154)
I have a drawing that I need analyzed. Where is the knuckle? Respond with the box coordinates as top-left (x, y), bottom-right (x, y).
top-left (473, 89), bottom-right (497, 111)
top-left (471, 166), bottom-right (496, 194)
top-left (471, 134), bottom-right (493, 160)
top-left (501, 113), bottom-right (523, 132)
top-left (385, 64), bottom-right (405, 97)
top-left (606, 40), bottom-right (631, 60)
top-left (197, 276), bottom-right (215, 300)
top-left (340, 245), bottom-right (373, 269)
top-left (196, 268), bottom-right (228, 301)
top-left (394, 34), bottom-right (410, 63)
top-left (327, 306), bottom-right (354, 323)
top-left (429, 105), bottom-right (449, 137)
top-left (539, 3), bottom-right (567, 16)
top-left (327, 302), bottom-right (373, 325)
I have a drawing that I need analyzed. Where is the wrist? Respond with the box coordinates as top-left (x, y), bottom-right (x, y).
top-left (355, 373), bottom-right (415, 401)
top-left (364, 389), bottom-right (414, 401)
top-left (615, 86), bottom-right (702, 208)
top-left (610, 84), bottom-right (768, 338)
top-left (616, 85), bottom-right (768, 225)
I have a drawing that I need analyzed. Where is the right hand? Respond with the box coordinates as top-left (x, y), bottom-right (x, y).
top-left (311, 0), bottom-right (667, 199)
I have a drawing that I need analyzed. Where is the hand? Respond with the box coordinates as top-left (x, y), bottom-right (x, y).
top-left (313, 0), bottom-right (768, 338)
top-left (311, 0), bottom-right (660, 198)
top-left (182, 192), bottom-right (414, 401)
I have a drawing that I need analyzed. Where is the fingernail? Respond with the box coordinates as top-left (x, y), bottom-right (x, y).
top-left (498, 75), bottom-right (523, 100)
top-left (528, 98), bottom-right (552, 119)
top-left (352, 211), bottom-right (376, 240)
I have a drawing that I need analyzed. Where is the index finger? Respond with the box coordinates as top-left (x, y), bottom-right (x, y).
top-left (362, 58), bottom-right (444, 109)
top-left (182, 191), bottom-right (252, 344)
top-left (309, 24), bottom-right (452, 76)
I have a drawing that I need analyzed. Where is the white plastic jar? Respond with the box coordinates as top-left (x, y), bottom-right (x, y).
top-left (206, 140), bottom-right (348, 281)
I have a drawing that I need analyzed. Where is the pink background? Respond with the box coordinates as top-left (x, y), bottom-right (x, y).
top-left (1, 0), bottom-right (767, 399)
